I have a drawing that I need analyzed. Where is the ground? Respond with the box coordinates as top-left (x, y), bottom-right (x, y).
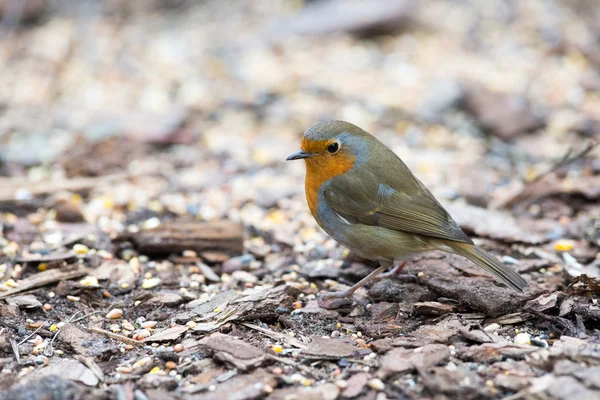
top-left (0, 1), bottom-right (599, 399)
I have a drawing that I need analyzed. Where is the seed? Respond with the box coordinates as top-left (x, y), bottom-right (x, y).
top-left (134, 329), bottom-right (151, 340)
top-left (43, 304), bottom-right (52, 311)
top-left (186, 321), bottom-right (197, 329)
top-left (174, 344), bottom-right (184, 353)
top-left (66, 295), bottom-right (80, 302)
top-left (142, 321), bottom-right (157, 329)
top-left (106, 309), bottom-right (123, 319)
top-left (124, 344), bottom-right (133, 351)
top-left (293, 301), bottom-right (302, 309)
top-left (122, 322), bottom-right (135, 331)
top-left (271, 345), bottom-right (283, 353)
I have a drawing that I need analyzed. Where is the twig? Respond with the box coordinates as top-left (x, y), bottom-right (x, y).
top-left (74, 355), bottom-right (105, 382)
top-left (500, 141), bottom-right (599, 208)
top-left (17, 324), bottom-right (45, 345)
top-left (10, 338), bottom-right (20, 364)
top-left (241, 322), bottom-right (308, 350)
top-left (0, 268), bottom-right (91, 299)
top-left (87, 327), bottom-right (144, 347)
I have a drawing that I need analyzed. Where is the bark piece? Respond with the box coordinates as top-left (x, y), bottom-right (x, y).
top-left (302, 336), bottom-right (359, 360)
top-left (378, 344), bottom-right (450, 378)
top-left (130, 220), bottom-right (243, 256)
top-left (199, 333), bottom-right (265, 371)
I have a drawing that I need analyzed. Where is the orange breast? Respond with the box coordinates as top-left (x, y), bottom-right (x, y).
top-left (303, 143), bottom-right (355, 220)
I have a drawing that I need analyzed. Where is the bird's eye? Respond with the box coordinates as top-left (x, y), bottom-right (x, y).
top-left (327, 142), bottom-right (340, 154)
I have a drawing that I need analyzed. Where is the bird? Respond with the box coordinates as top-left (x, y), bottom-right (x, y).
top-left (287, 120), bottom-right (527, 306)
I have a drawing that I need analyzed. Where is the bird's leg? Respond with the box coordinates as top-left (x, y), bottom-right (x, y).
top-left (365, 261), bottom-right (412, 286)
top-left (317, 261), bottom-right (391, 310)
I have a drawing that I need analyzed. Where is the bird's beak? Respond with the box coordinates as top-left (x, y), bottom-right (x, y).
top-left (286, 150), bottom-right (312, 161)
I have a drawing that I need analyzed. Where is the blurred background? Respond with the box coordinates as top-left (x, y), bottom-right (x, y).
top-left (0, 0), bottom-right (599, 236)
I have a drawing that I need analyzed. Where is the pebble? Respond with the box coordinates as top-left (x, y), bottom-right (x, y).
top-left (514, 333), bottom-right (531, 345)
top-left (72, 244), bottom-right (89, 255)
top-left (483, 323), bottom-right (500, 332)
top-left (335, 380), bottom-right (348, 389)
top-left (165, 361), bottom-right (177, 370)
top-left (368, 378), bottom-right (385, 391)
top-left (79, 276), bottom-right (99, 287)
top-left (142, 277), bottom-right (161, 289)
top-left (186, 321), bottom-right (197, 328)
top-left (106, 309), bottom-right (124, 319)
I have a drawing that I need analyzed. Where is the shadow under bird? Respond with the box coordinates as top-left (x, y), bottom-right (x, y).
top-left (287, 120), bottom-right (527, 306)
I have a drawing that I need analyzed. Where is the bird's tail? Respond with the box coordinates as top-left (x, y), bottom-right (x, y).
top-left (449, 243), bottom-right (528, 292)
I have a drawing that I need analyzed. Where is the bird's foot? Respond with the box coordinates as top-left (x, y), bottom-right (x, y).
top-left (317, 289), bottom-right (367, 310)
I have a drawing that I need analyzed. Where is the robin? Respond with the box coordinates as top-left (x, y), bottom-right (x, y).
top-left (287, 120), bottom-right (527, 306)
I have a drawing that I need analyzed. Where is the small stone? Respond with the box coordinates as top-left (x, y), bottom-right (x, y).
top-left (174, 344), bottom-right (184, 353)
top-left (368, 378), bottom-right (385, 391)
top-left (106, 309), bottom-right (124, 319)
top-left (142, 278), bottom-right (161, 289)
top-left (72, 244), bottom-right (89, 255)
top-left (186, 321), bottom-right (197, 329)
top-left (165, 361), bottom-right (177, 370)
top-left (483, 323), bottom-right (500, 332)
top-left (79, 276), bottom-right (99, 287)
top-left (514, 333), bottom-right (531, 345)
top-left (182, 250), bottom-right (197, 258)
top-left (335, 380), bottom-right (348, 389)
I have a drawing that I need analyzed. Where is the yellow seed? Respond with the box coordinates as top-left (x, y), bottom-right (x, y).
top-left (149, 367), bottom-right (161, 374)
top-left (272, 345), bottom-right (283, 353)
top-left (213, 307), bottom-right (221, 313)
top-left (50, 325), bottom-right (57, 332)
top-left (554, 239), bottom-right (574, 252)
top-left (121, 282), bottom-right (130, 289)
top-left (5, 279), bottom-right (18, 288)
top-left (38, 263), bottom-right (48, 271)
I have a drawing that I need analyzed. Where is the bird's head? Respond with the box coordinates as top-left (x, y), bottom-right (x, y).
top-left (286, 121), bottom-right (370, 180)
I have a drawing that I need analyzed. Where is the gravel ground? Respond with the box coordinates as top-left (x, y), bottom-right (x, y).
top-left (0, 1), bottom-right (599, 399)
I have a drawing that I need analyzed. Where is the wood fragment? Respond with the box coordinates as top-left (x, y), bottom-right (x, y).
top-left (0, 268), bottom-right (91, 299)
top-left (129, 220), bottom-right (244, 256)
